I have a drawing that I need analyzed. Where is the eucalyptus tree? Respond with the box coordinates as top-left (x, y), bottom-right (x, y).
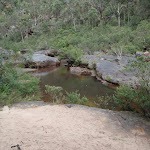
top-left (88, 7), bottom-right (98, 29)
top-left (88, 0), bottom-right (110, 25)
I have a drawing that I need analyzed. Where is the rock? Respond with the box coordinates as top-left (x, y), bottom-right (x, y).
top-left (26, 54), bottom-right (60, 68)
top-left (60, 59), bottom-right (69, 66)
top-left (136, 51), bottom-right (150, 57)
top-left (20, 68), bottom-right (37, 73)
top-left (144, 51), bottom-right (150, 57)
top-left (96, 59), bottom-right (137, 85)
top-left (136, 51), bottom-right (144, 57)
top-left (81, 54), bottom-right (137, 85)
top-left (70, 67), bottom-right (92, 76)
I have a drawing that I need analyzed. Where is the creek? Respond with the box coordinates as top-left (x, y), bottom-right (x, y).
top-left (32, 66), bottom-right (115, 107)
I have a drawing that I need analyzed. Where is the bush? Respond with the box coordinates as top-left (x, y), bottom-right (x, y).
top-left (113, 85), bottom-right (138, 111)
top-left (58, 46), bottom-right (83, 65)
top-left (133, 20), bottom-right (150, 50)
top-left (45, 85), bottom-right (65, 104)
top-left (0, 64), bottom-right (40, 105)
top-left (66, 91), bottom-right (88, 104)
top-left (95, 95), bottom-right (116, 110)
top-left (45, 85), bottom-right (88, 105)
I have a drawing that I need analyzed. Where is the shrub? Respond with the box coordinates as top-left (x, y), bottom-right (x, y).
top-left (45, 85), bottom-right (65, 104)
top-left (95, 95), bottom-right (116, 110)
top-left (66, 91), bottom-right (88, 104)
top-left (45, 85), bottom-right (88, 105)
top-left (0, 65), bottom-right (40, 105)
top-left (133, 20), bottom-right (150, 50)
top-left (58, 46), bottom-right (83, 65)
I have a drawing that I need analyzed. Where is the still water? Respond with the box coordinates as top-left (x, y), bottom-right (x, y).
top-left (33, 67), bottom-right (115, 107)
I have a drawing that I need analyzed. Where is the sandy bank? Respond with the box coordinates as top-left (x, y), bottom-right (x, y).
top-left (0, 101), bottom-right (150, 150)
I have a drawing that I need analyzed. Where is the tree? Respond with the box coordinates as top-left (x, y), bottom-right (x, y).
top-left (133, 20), bottom-right (150, 50)
top-left (88, 0), bottom-right (110, 25)
top-left (88, 8), bottom-right (98, 29)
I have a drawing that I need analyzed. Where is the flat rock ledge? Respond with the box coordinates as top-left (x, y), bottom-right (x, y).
top-left (81, 54), bottom-right (137, 86)
top-left (0, 101), bottom-right (150, 150)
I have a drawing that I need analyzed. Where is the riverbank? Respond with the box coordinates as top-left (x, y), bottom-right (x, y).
top-left (0, 101), bottom-right (150, 150)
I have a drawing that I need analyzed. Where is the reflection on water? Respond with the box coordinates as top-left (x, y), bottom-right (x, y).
top-left (33, 67), bottom-right (115, 107)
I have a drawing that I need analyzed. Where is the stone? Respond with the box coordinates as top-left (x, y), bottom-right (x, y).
top-left (70, 67), bottom-right (92, 76)
top-left (96, 60), bottom-right (137, 85)
top-left (144, 51), bottom-right (150, 57)
top-left (26, 54), bottom-right (60, 68)
top-left (60, 59), bottom-right (69, 66)
top-left (81, 54), bottom-right (137, 85)
top-left (136, 51), bottom-right (144, 57)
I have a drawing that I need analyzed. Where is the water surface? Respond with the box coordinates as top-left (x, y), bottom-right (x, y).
top-left (33, 67), bottom-right (115, 107)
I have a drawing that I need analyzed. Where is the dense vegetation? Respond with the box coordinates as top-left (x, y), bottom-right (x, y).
top-left (0, 0), bottom-right (150, 116)
top-left (0, 51), bottom-right (40, 105)
top-left (0, 0), bottom-right (150, 56)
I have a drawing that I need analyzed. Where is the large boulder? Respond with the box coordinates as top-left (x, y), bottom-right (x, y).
top-left (26, 54), bottom-right (60, 68)
top-left (96, 60), bottom-right (137, 85)
top-left (81, 54), bottom-right (137, 85)
top-left (70, 67), bottom-right (92, 76)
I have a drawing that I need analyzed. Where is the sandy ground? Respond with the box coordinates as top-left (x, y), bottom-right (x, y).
top-left (0, 101), bottom-right (150, 150)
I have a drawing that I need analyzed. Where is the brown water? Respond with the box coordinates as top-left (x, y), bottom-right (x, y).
top-left (33, 67), bottom-right (115, 107)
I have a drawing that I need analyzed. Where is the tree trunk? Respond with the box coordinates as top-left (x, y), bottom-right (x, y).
top-left (21, 31), bottom-right (24, 42)
top-left (118, 4), bottom-right (121, 27)
top-left (124, 10), bottom-right (126, 25)
top-left (71, 13), bottom-right (76, 32)
top-left (128, 11), bottom-right (130, 25)
top-left (98, 10), bottom-right (103, 25)
top-left (127, 1), bottom-right (130, 25)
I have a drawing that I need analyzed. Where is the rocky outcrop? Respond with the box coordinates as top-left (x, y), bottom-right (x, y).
top-left (70, 67), bottom-right (92, 76)
top-left (22, 49), bottom-right (60, 68)
top-left (26, 54), bottom-right (60, 68)
top-left (81, 54), bottom-right (137, 85)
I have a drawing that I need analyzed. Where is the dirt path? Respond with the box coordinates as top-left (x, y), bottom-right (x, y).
top-left (0, 102), bottom-right (150, 150)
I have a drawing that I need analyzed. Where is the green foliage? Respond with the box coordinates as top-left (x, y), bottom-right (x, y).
top-left (113, 85), bottom-right (137, 110)
top-left (45, 85), bottom-right (88, 105)
top-left (58, 46), bottom-right (83, 65)
top-left (66, 91), bottom-right (88, 104)
top-left (133, 20), bottom-right (150, 50)
top-left (45, 85), bottom-right (64, 104)
top-left (96, 95), bottom-right (116, 110)
top-left (113, 83), bottom-right (150, 117)
top-left (88, 8), bottom-right (98, 27)
top-left (0, 65), bottom-right (40, 105)
top-left (0, 17), bottom-right (150, 56)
